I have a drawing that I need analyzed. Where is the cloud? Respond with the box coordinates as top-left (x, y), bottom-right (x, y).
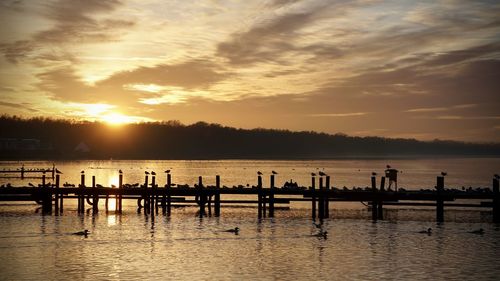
top-left (309, 112), bottom-right (369, 117)
top-left (37, 59), bottom-right (230, 105)
top-left (0, 0), bottom-right (134, 64)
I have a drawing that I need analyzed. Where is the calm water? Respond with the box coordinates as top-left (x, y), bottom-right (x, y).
top-left (1, 159), bottom-right (499, 280)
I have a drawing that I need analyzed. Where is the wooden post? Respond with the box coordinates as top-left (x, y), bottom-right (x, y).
top-left (167, 174), bottom-right (171, 216)
top-left (377, 176), bottom-right (385, 220)
top-left (311, 176), bottom-right (316, 220)
top-left (258, 175), bottom-right (263, 218)
top-left (118, 173), bottom-right (123, 213)
top-left (318, 177), bottom-right (324, 220)
top-left (269, 175), bottom-right (275, 217)
top-left (54, 174), bottom-right (60, 213)
top-left (144, 174), bottom-right (149, 214)
top-left (42, 174), bottom-right (52, 213)
top-left (492, 177), bottom-right (499, 223)
top-left (325, 176), bottom-right (330, 218)
top-left (59, 174), bottom-right (64, 213)
top-left (92, 176), bottom-right (98, 213)
top-left (371, 176), bottom-right (377, 221)
top-left (79, 173), bottom-right (85, 213)
top-left (436, 176), bottom-right (444, 223)
top-left (21, 165), bottom-right (24, 180)
top-left (215, 175), bottom-right (221, 217)
top-left (151, 174), bottom-right (156, 214)
top-left (198, 176), bottom-right (205, 217)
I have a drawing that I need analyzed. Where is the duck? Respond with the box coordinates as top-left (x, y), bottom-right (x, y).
top-left (73, 230), bottom-right (89, 236)
top-left (224, 227), bottom-right (239, 234)
top-left (418, 228), bottom-right (432, 234)
top-left (470, 228), bottom-right (484, 235)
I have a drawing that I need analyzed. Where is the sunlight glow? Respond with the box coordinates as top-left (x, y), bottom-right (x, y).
top-left (101, 113), bottom-right (137, 125)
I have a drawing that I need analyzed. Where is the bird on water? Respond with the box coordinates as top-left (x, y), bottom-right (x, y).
top-left (73, 230), bottom-right (89, 236)
top-left (418, 228), bottom-right (432, 234)
top-left (470, 228), bottom-right (484, 235)
top-left (224, 227), bottom-right (239, 234)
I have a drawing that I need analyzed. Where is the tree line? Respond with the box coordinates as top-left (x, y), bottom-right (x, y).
top-left (1, 115), bottom-right (499, 159)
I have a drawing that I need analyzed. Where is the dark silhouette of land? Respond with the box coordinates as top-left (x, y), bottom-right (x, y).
top-left (1, 115), bottom-right (499, 160)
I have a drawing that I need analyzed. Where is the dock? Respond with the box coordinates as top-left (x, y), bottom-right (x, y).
top-left (0, 172), bottom-right (499, 223)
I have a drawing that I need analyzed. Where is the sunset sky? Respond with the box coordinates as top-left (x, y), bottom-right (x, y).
top-left (0, 0), bottom-right (499, 142)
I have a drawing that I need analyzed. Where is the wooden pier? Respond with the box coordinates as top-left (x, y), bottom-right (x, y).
top-left (0, 172), bottom-right (499, 223)
top-left (0, 164), bottom-right (58, 180)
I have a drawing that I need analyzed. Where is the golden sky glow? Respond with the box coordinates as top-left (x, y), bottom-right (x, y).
top-left (0, 0), bottom-right (499, 141)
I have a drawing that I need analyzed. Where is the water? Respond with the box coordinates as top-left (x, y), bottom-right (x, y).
top-left (1, 158), bottom-right (500, 280)
top-left (1, 158), bottom-right (499, 189)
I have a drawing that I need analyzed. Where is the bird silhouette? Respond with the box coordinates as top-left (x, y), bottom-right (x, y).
top-left (28, 183), bottom-right (35, 187)
top-left (371, 172), bottom-right (377, 176)
top-left (318, 171), bottom-right (326, 176)
top-left (81, 170), bottom-right (84, 174)
top-left (470, 228), bottom-right (484, 235)
top-left (257, 171), bottom-right (263, 175)
top-left (119, 169), bottom-right (123, 174)
top-left (311, 172), bottom-right (316, 176)
top-left (151, 171), bottom-right (156, 176)
top-left (494, 174), bottom-right (499, 179)
top-left (272, 171), bottom-right (278, 175)
top-left (441, 172), bottom-right (447, 176)
top-left (224, 227), bottom-right (239, 234)
top-left (145, 171), bottom-right (150, 175)
top-left (418, 228), bottom-right (432, 234)
top-left (386, 165), bottom-right (391, 169)
top-left (73, 230), bottom-right (89, 236)
top-left (165, 170), bottom-right (171, 174)
top-left (55, 168), bottom-right (62, 174)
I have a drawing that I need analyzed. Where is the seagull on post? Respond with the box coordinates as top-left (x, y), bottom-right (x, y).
top-left (272, 171), bottom-right (278, 175)
top-left (257, 171), bottom-right (263, 176)
top-left (145, 171), bottom-right (150, 175)
top-left (318, 171), bottom-right (326, 176)
top-left (441, 172), bottom-right (447, 177)
top-left (165, 170), bottom-right (171, 174)
top-left (311, 172), bottom-right (316, 177)
top-left (151, 171), bottom-right (156, 176)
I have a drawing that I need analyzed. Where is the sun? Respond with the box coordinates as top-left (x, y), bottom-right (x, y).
top-left (100, 113), bottom-right (135, 126)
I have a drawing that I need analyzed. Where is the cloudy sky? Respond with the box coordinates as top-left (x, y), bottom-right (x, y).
top-left (1, 0), bottom-right (499, 141)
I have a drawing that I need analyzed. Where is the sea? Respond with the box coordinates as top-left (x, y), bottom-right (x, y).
top-left (0, 158), bottom-right (499, 280)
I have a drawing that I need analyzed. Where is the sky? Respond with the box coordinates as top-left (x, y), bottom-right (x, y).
top-left (0, 0), bottom-right (499, 142)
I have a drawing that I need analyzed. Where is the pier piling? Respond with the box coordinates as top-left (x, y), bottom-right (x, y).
top-left (258, 175), bottom-right (263, 218)
top-left (311, 176), bottom-right (316, 220)
top-left (371, 176), bottom-right (377, 221)
top-left (378, 176), bottom-right (385, 220)
top-left (166, 174), bottom-right (171, 216)
top-left (269, 175), bottom-right (275, 217)
top-left (318, 177), bottom-right (324, 220)
top-left (118, 173), bottom-right (123, 213)
top-left (325, 176), bottom-right (330, 218)
top-left (79, 173), bottom-right (85, 213)
top-left (92, 176), bottom-right (98, 213)
top-left (493, 177), bottom-right (499, 223)
top-left (215, 175), bottom-right (221, 217)
top-left (436, 176), bottom-right (445, 222)
top-left (54, 174), bottom-right (60, 213)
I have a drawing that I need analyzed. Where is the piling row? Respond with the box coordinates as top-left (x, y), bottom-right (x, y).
top-left (3, 173), bottom-right (500, 223)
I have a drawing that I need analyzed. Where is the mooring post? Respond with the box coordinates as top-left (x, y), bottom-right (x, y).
top-left (371, 176), bottom-right (378, 221)
top-left (318, 177), bottom-right (324, 220)
top-left (166, 174), bottom-right (172, 216)
top-left (54, 174), bottom-right (60, 213)
top-left (436, 176), bottom-right (445, 223)
top-left (378, 176), bottom-right (385, 220)
top-left (492, 177), bottom-right (499, 223)
top-left (118, 173), bottom-right (123, 213)
top-left (325, 176), bottom-right (330, 218)
top-left (215, 175), bottom-right (221, 217)
top-left (92, 176), bottom-right (99, 213)
top-left (21, 165), bottom-right (24, 180)
top-left (198, 176), bottom-right (205, 217)
top-left (42, 174), bottom-right (52, 214)
top-left (59, 174), bottom-right (64, 213)
top-left (258, 175), bottom-right (263, 218)
top-left (79, 172), bottom-right (85, 213)
top-left (143, 173), bottom-right (149, 214)
top-left (269, 175), bottom-right (275, 217)
top-left (151, 174), bottom-right (156, 214)
top-left (311, 175), bottom-right (316, 220)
